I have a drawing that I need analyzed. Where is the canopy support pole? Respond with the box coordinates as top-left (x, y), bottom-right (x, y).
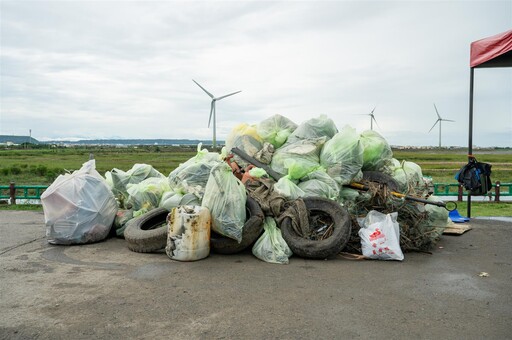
top-left (467, 67), bottom-right (475, 218)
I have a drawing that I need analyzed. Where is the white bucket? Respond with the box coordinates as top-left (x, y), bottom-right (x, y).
top-left (165, 205), bottom-right (211, 261)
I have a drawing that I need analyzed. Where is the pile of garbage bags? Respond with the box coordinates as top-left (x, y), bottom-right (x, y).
top-left (41, 113), bottom-right (450, 264)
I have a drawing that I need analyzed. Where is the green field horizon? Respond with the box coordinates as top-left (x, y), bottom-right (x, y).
top-left (1, 145), bottom-right (510, 216)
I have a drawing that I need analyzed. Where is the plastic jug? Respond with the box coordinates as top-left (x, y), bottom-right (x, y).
top-left (165, 205), bottom-right (211, 261)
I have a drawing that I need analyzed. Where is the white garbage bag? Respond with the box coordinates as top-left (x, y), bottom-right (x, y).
top-left (358, 210), bottom-right (404, 261)
top-left (41, 159), bottom-right (118, 245)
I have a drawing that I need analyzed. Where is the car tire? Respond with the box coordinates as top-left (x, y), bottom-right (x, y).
top-left (362, 171), bottom-right (400, 192)
top-left (280, 197), bottom-right (351, 259)
top-left (124, 207), bottom-right (169, 253)
top-left (210, 196), bottom-right (265, 254)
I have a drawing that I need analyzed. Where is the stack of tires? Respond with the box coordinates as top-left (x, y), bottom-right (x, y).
top-left (124, 196), bottom-right (352, 260)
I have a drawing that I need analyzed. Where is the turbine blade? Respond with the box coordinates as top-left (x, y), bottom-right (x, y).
top-left (443, 119), bottom-right (455, 122)
top-left (208, 101), bottom-right (214, 128)
top-left (428, 120), bottom-right (439, 133)
top-left (434, 103), bottom-right (441, 119)
top-left (372, 116), bottom-right (381, 129)
top-left (192, 79), bottom-right (214, 98)
top-left (371, 106), bottom-right (376, 114)
top-left (216, 90), bottom-right (241, 101)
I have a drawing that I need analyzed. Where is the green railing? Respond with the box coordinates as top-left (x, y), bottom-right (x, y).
top-left (0, 184), bottom-right (48, 204)
top-left (433, 182), bottom-right (511, 197)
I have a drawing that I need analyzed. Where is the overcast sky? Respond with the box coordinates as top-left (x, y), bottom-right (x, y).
top-left (1, 1), bottom-right (511, 147)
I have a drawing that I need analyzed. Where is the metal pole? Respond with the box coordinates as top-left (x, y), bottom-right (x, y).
top-left (213, 104), bottom-right (217, 150)
top-left (439, 121), bottom-right (442, 148)
top-left (467, 67), bottom-right (474, 218)
top-left (9, 182), bottom-right (16, 205)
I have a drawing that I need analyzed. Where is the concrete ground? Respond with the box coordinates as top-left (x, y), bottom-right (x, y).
top-left (1, 211), bottom-right (511, 339)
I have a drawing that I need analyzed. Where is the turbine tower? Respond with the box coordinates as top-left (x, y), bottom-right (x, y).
top-left (192, 79), bottom-right (241, 149)
top-left (428, 103), bottom-right (455, 148)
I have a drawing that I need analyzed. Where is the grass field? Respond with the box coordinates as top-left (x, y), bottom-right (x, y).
top-left (1, 145), bottom-right (511, 216)
top-left (0, 145), bottom-right (196, 185)
top-left (1, 145), bottom-right (510, 185)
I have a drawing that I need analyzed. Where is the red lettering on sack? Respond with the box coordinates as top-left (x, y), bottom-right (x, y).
top-left (369, 227), bottom-right (386, 241)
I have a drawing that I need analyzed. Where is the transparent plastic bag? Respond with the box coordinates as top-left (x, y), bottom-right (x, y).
top-left (358, 211), bottom-right (404, 261)
top-left (256, 114), bottom-right (298, 148)
top-left (41, 159), bottom-right (118, 245)
top-left (320, 125), bottom-right (363, 185)
top-left (168, 143), bottom-right (222, 197)
top-left (225, 123), bottom-right (263, 168)
top-left (252, 217), bottom-right (293, 264)
top-left (286, 114), bottom-right (338, 143)
top-left (201, 162), bottom-right (247, 243)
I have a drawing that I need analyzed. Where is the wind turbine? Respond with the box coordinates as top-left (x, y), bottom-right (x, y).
top-left (428, 103), bottom-right (455, 148)
top-left (363, 106), bottom-right (379, 130)
top-left (192, 79), bottom-right (241, 149)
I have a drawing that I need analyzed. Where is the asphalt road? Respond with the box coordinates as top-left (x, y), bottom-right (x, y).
top-left (1, 211), bottom-right (511, 339)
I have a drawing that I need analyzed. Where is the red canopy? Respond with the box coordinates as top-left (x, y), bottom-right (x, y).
top-left (470, 29), bottom-right (512, 68)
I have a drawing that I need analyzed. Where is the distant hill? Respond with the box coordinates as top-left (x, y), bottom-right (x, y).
top-left (42, 138), bottom-right (224, 146)
top-left (0, 135), bottom-right (39, 144)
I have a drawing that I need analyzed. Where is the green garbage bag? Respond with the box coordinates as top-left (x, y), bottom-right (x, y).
top-left (383, 158), bottom-right (408, 192)
top-left (338, 187), bottom-right (360, 205)
top-left (252, 217), bottom-right (293, 264)
top-left (286, 114), bottom-right (338, 143)
top-left (159, 189), bottom-right (185, 211)
top-left (320, 125), bottom-right (363, 186)
top-left (270, 137), bottom-right (327, 179)
top-left (126, 177), bottom-right (171, 216)
top-left (256, 114), bottom-right (298, 148)
top-left (273, 175), bottom-right (305, 200)
top-left (298, 170), bottom-right (340, 200)
top-left (402, 160), bottom-right (423, 189)
top-left (114, 209), bottom-right (134, 237)
top-left (414, 196), bottom-right (449, 249)
top-left (202, 162), bottom-right (247, 243)
top-left (360, 130), bottom-right (393, 171)
top-left (106, 163), bottom-right (165, 208)
top-left (249, 167), bottom-right (269, 179)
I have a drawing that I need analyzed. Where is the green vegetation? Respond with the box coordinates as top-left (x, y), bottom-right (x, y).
top-left (450, 202), bottom-right (512, 217)
top-left (0, 204), bottom-right (43, 211)
top-left (394, 149), bottom-right (512, 184)
top-left (0, 145), bottom-right (196, 185)
top-left (1, 145), bottom-right (511, 216)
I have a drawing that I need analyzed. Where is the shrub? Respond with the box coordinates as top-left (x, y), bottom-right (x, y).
top-left (9, 166), bottom-right (21, 175)
top-left (35, 165), bottom-right (48, 176)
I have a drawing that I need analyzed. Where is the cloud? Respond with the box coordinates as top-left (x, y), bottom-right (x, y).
top-left (1, 1), bottom-right (510, 147)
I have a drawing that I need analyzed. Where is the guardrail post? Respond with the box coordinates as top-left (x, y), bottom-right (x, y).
top-left (9, 182), bottom-right (16, 205)
top-left (458, 184), bottom-right (463, 202)
top-left (495, 181), bottom-right (500, 202)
